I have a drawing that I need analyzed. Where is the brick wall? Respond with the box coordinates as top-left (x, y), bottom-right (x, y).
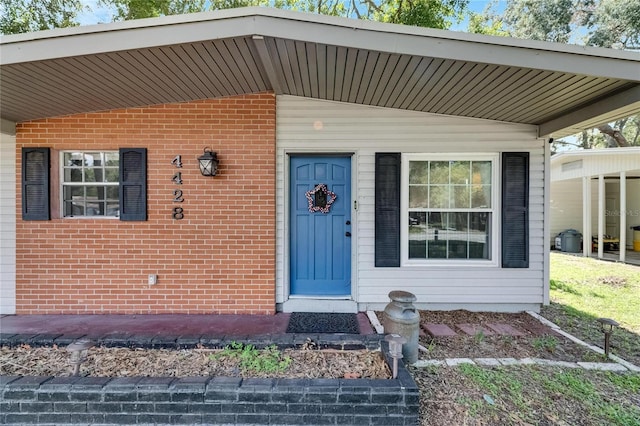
top-left (0, 374), bottom-right (419, 426)
top-left (15, 93), bottom-right (277, 314)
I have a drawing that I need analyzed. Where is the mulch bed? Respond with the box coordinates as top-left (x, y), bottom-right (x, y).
top-left (0, 343), bottom-right (390, 379)
top-left (417, 310), bottom-right (600, 362)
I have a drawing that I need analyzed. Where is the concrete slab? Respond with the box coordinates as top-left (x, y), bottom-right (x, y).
top-left (577, 362), bottom-right (628, 371)
top-left (497, 358), bottom-right (519, 366)
top-left (609, 355), bottom-right (640, 372)
top-left (445, 358), bottom-right (475, 366)
top-left (473, 358), bottom-right (501, 366)
top-left (414, 359), bottom-right (446, 368)
top-left (0, 312), bottom-right (375, 337)
top-left (531, 359), bottom-right (580, 368)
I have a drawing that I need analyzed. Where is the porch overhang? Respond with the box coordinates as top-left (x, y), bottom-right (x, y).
top-left (2, 7), bottom-right (639, 137)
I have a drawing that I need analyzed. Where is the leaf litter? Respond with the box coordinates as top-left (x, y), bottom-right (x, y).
top-left (0, 341), bottom-right (391, 379)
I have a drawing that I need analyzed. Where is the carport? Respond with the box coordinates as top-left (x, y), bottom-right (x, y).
top-left (550, 147), bottom-right (640, 263)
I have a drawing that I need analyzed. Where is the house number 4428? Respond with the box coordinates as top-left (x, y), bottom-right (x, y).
top-left (171, 155), bottom-right (184, 220)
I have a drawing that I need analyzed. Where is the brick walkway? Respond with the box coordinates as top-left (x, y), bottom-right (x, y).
top-left (421, 322), bottom-right (525, 338)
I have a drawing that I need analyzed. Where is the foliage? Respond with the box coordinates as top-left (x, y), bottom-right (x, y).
top-left (99, 0), bottom-right (469, 27)
top-left (469, 0), bottom-right (639, 49)
top-left (502, 0), bottom-right (576, 43)
top-left (370, 0), bottom-right (468, 28)
top-left (0, 0), bottom-right (468, 33)
top-left (107, 0), bottom-right (208, 20)
top-left (583, 0), bottom-right (640, 49)
top-left (0, 0), bottom-right (83, 34)
top-left (467, 12), bottom-right (508, 36)
top-left (211, 342), bottom-right (292, 374)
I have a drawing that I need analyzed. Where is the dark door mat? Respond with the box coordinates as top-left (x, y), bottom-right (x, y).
top-left (286, 312), bottom-right (360, 334)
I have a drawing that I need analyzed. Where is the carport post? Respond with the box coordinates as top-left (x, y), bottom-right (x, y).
top-left (598, 175), bottom-right (604, 259)
top-left (582, 176), bottom-right (592, 257)
top-left (620, 171), bottom-right (626, 262)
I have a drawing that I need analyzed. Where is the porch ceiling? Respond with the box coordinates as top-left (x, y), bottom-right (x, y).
top-left (1, 8), bottom-right (639, 137)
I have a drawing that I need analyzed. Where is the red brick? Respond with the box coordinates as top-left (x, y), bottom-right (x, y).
top-left (486, 323), bottom-right (526, 336)
top-left (456, 324), bottom-right (496, 336)
top-left (421, 323), bottom-right (458, 337)
top-left (16, 93), bottom-right (277, 315)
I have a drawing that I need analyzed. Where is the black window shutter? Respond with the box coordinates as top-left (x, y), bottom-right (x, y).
top-left (502, 152), bottom-right (529, 268)
top-left (119, 148), bottom-right (147, 221)
top-left (22, 148), bottom-right (50, 220)
top-left (375, 153), bottom-right (401, 267)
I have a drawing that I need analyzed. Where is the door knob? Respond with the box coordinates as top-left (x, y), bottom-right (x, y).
top-left (345, 232), bottom-right (351, 237)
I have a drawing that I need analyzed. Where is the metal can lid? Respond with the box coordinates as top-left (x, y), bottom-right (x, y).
top-left (388, 290), bottom-right (417, 303)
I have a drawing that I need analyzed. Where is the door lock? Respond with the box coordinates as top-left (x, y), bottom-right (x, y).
top-left (345, 232), bottom-right (351, 237)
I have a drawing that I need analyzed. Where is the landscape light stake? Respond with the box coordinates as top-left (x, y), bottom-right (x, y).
top-left (385, 334), bottom-right (407, 379)
top-left (597, 317), bottom-right (619, 358)
top-left (66, 339), bottom-right (95, 376)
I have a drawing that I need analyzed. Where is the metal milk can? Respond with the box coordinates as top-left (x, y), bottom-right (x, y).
top-left (382, 290), bottom-right (420, 364)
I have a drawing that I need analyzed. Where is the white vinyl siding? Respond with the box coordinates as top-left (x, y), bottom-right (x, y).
top-left (0, 125), bottom-right (16, 314)
top-left (276, 96), bottom-right (545, 312)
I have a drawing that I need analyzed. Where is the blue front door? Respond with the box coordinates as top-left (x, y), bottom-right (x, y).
top-left (290, 156), bottom-right (352, 296)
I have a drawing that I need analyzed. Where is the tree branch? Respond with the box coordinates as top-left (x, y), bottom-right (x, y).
top-left (597, 124), bottom-right (629, 147)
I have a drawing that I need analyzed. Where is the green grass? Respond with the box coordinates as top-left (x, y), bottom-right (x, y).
top-left (542, 253), bottom-right (640, 365)
top-left (548, 252), bottom-right (640, 332)
top-left (424, 365), bottom-right (640, 426)
top-left (531, 335), bottom-right (558, 353)
top-left (210, 342), bottom-right (292, 374)
top-left (459, 364), bottom-right (529, 414)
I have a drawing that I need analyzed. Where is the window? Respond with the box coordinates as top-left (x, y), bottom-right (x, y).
top-left (22, 147), bottom-right (146, 221)
top-left (403, 154), bottom-right (498, 262)
top-left (61, 151), bottom-right (119, 217)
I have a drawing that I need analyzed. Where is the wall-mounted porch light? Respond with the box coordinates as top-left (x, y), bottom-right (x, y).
top-left (198, 147), bottom-right (219, 176)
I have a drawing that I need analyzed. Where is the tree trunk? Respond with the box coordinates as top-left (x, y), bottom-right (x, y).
top-left (597, 124), bottom-right (629, 147)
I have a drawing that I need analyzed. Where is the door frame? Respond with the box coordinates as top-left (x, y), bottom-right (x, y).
top-left (282, 150), bottom-right (358, 312)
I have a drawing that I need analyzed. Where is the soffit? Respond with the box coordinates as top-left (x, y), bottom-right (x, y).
top-left (1, 8), bottom-right (639, 138)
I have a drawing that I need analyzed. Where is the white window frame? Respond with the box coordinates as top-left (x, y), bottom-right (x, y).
top-left (59, 151), bottom-right (120, 219)
top-left (401, 153), bottom-right (500, 267)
